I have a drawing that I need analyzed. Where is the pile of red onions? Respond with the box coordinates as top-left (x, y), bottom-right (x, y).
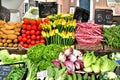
top-left (75, 22), bottom-right (103, 47)
top-left (52, 48), bottom-right (84, 74)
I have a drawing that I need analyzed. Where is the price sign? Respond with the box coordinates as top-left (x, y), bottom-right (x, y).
top-left (0, 65), bottom-right (11, 79)
top-left (37, 70), bottom-right (48, 80)
top-left (38, 2), bottom-right (58, 18)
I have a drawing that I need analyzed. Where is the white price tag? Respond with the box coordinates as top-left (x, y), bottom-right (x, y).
top-left (37, 70), bottom-right (48, 80)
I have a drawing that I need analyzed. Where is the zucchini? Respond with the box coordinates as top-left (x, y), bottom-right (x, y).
top-left (77, 74), bottom-right (82, 80)
top-left (83, 73), bottom-right (88, 80)
top-left (72, 72), bottom-right (77, 80)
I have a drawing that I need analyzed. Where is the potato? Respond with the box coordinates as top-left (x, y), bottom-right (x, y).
top-left (16, 22), bottom-right (22, 28)
top-left (3, 43), bottom-right (8, 47)
top-left (7, 40), bottom-right (12, 43)
top-left (13, 39), bottom-right (18, 43)
top-left (1, 28), bottom-right (15, 34)
top-left (14, 28), bottom-right (21, 32)
top-left (14, 32), bottom-right (20, 35)
top-left (0, 43), bottom-right (3, 47)
top-left (1, 34), bottom-right (7, 39)
top-left (7, 34), bottom-right (17, 40)
top-left (13, 44), bottom-right (18, 47)
top-left (0, 39), bottom-right (2, 42)
top-left (2, 39), bottom-right (7, 43)
top-left (5, 25), bottom-right (15, 30)
top-left (4, 30), bottom-right (15, 34)
top-left (8, 43), bottom-right (13, 47)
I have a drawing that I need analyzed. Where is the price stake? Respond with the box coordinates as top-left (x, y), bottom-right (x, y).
top-left (37, 70), bottom-right (48, 80)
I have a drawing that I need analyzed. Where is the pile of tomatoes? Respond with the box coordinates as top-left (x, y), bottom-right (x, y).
top-left (18, 18), bottom-right (47, 48)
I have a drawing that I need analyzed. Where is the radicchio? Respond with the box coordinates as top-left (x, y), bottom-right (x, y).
top-left (63, 61), bottom-right (75, 72)
top-left (74, 60), bottom-right (84, 70)
top-left (52, 59), bottom-right (61, 68)
top-left (58, 52), bottom-right (66, 62)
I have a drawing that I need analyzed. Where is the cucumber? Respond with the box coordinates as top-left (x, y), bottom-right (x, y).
top-left (67, 75), bottom-right (72, 80)
top-left (83, 73), bottom-right (88, 80)
top-left (72, 73), bottom-right (77, 80)
top-left (87, 75), bottom-right (91, 80)
top-left (77, 74), bottom-right (82, 80)
top-left (91, 74), bottom-right (95, 80)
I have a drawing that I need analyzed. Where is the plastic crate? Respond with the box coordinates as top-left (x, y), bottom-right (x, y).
top-left (0, 62), bottom-right (28, 80)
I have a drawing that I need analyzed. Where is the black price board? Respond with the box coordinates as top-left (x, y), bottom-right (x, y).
top-left (95, 9), bottom-right (113, 25)
top-left (38, 2), bottom-right (58, 18)
top-left (73, 7), bottom-right (90, 22)
top-left (0, 66), bottom-right (11, 79)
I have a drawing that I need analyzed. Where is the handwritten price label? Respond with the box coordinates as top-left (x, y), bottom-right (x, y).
top-left (37, 70), bottom-right (48, 80)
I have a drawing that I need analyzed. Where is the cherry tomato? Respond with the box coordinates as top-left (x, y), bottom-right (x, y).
top-left (32, 25), bottom-right (37, 30)
top-left (21, 29), bottom-right (26, 34)
top-left (18, 36), bottom-right (22, 41)
top-left (36, 40), bottom-right (40, 44)
top-left (26, 31), bottom-right (30, 35)
top-left (30, 30), bottom-right (36, 35)
top-left (36, 31), bottom-right (40, 35)
top-left (24, 18), bottom-right (30, 24)
top-left (22, 34), bottom-right (26, 37)
top-left (40, 39), bottom-right (45, 44)
top-left (20, 41), bottom-right (24, 46)
top-left (22, 37), bottom-right (27, 42)
top-left (28, 44), bottom-right (32, 48)
top-left (27, 39), bottom-right (31, 44)
top-left (37, 19), bottom-right (43, 25)
top-left (22, 24), bottom-right (27, 29)
top-left (30, 19), bottom-right (36, 25)
top-left (31, 41), bottom-right (35, 45)
top-left (36, 36), bottom-right (41, 40)
top-left (27, 35), bottom-right (31, 39)
top-left (31, 35), bottom-right (36, 40)
top-left (43, 18), bottom-right (49, 23)
top-left (40, 35), bottom-right (44, 39)
top-left (23, 44), bottom-right (29, 48)
top-left (27, 25), bottom-right (31, 31)
top-left (38, 26), bottom-right (42, 31)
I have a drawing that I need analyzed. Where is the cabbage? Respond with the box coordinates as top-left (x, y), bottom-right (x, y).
top-left (91, 58), bottom-right (100, 73)
top-left (83, 51), bottom-right (96, 67)
top-left (83, 67), bottom-right (92, 73)
top-left (100, 55), bottom-right (119, 72)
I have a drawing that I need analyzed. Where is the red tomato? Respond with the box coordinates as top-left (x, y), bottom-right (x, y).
top-left (26, 31), bottom-right (30, 35)
top-left (30, 20), bottom-right (36, 25)
top-left (22, 34), bottom-right (26, 37)
top-left (23, 44), bottom-right (29, 48)
top-left (22, 37), bottom-right (27, 42)
top-left (27, 25), bottom-right (31, 31)
top-left (27, 35), bottom-right (31, 39)
top-left (40, 35), bottom-right (44, 39)
top-left (31, 35), bottom-right (36, 40)
top-left (36, 36), bottom-right (41, 40)
top-left (21, 30), bottom-right (26, 34)
top-left (22, 24), bottom-right (27, 29)
top-left (36, 40), bottom-right (40, 44)
top-left (18, 36), bottom-right (22, 41)
top-left (36, 31), bottom-right (40, 35)
top-left (28, 44), bottom-right (32, 48)
top-left (40, 39), bottom-right (45, 44)
top-left (32, 25), bottom-right (37, 30)
top-left (38, 26), bottom-right (42, 31)
top-left (31, 41), bottom-right (35, 45)
top-left (24, 18), bottom-right (30, 24)
top-left (43, 18), bottom-right (49, 23)
top-left (20, 41), bottom-right (24, 46)
top-left (30, 30), bottom-right (36, 35)
top-left (37, 19), bottom-right (43, 25)
top-left (27, 39), bottom-right (31, 44)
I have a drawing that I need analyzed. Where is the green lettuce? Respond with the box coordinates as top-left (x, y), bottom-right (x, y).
top-left (83, 51), bottom-right (97, 67)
